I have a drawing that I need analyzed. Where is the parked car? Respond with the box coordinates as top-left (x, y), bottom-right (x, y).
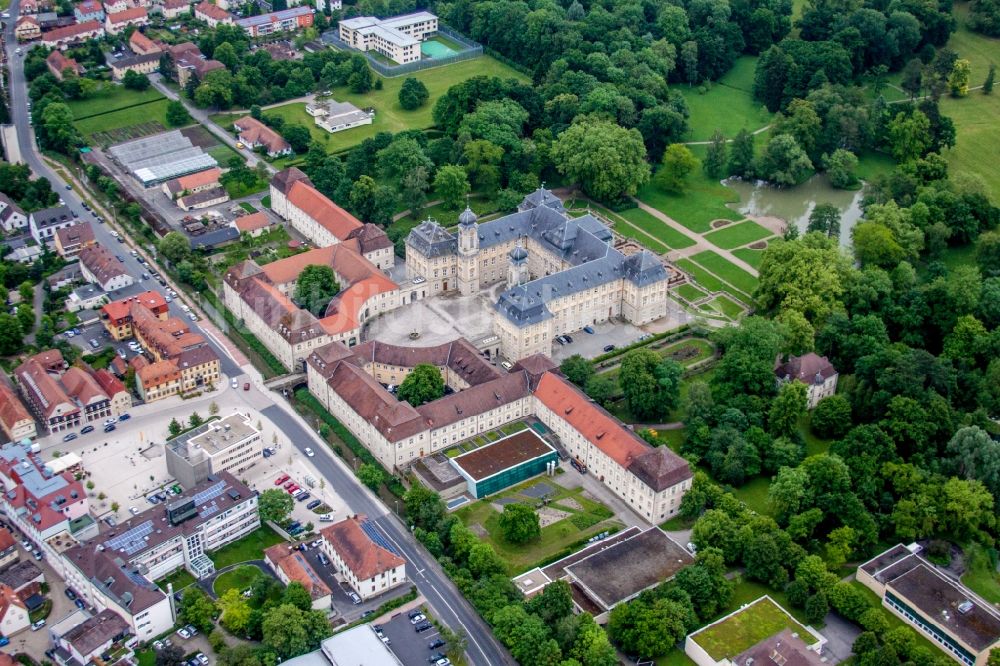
top-left (429, 653), bottom-right (446, 663)
top-left (177, 627), bottom-right (191, 639)
top-left (361, 610), bottom-right (375, 618)
top-left (89, 339), bottom-right (100, 349)
top-left (129, 506), bottom-right (140, 515)
top-left (319, 514), bottom-right (334, 522)
top-left (415, 621), bottom-right (433, 632)
top-left (283, 479), bottom-right (296, 489)
top-left (295, 491), bottom-right (310, 501)
top-left (306, 499), bottom-right (322, 510)
top-left (501, 361), bottom-right (513, 371)
top-left (583, 325), bottom-right (595, 334)
top-left (104, 424), bottom-right (116, 433)
top-left (31, 620), bottom-right (45, 631)
top-left (82, 425), bottom-right (94, 434)
top-left (286, 484), bottom-right (300, 494)
top-left (317, 552), bottom-right (329, 566)
top-left (410, 613), bottom-right (426, 625)
top-left (428, 638), bottom-right (446, 650)
top-left (603, 344), bottom-right (616, 352)
top-left (349, 592), bottom-right (362, 605)
top-left (65, 588), bottom-right (77, 600)
top-left (0, 637), bottom-right (9, 647)
top-left (104, 417), bottom-right (117, 426)
top-left (408, 609), bottom-right (424, 619)
top-left (196, 654), bottom-right (209, 665)
top-left (231, 378), bottom-right (238, 389)
top-left (32, 550), bottom-right (42, 560)
top-left (75, 599), bottom-right (85, 609)
top-left (153, 641), bottom-right (164, 651)
top-left (244, 382), bottom-right (250, 391)
top-left (274, 474), bottom-right (289, 485)
top-left (62, 433), bottom-right (77, 442)
top-left (118, 413), bottom-right (130, 421)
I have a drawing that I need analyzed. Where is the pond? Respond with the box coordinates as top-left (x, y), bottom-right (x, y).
top-left (724, 174), bottom-right (865, 247)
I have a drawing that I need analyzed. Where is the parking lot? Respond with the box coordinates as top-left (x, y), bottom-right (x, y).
top-left (549, 319), bottom-right (648, 362)
top-left (377, 610), bottom-right (451, 666)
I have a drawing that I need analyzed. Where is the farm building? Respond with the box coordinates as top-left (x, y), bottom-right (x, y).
top-left (108, 130), bottom-right (218, 187)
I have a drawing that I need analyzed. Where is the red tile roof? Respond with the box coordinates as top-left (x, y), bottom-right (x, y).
top-left (79, 245), bottom-right (127, 286)
top-left (233, 116), bottom-right (290, 155)
top-left (164, 167), bottom-right (221, 195)
top-left (194, 0), bottom-right (231, 21)
top-left (0, 382), bottom-right (32, 435)
top-left (284, 180), bottom-right (362, 241)
top-left (101, 291), bottom-right (167, 322)
top-left (75, 0), bottom-right (101, 13)
top-left (0, 528), bottom-right (15, 553)
top-left (46, 49), bottom-right (82, 76)
top-left (107, 6), bottom-right (147, 23)
top-left (42, 19), bottom-right (102, 42)
top-left (92, 369), bottom-right (126, 397)
top-left (533, 372), bottom-right (691, 491)
top-left (138, 359), bottom-right (180, 387)
top-left (264, 544), bottom-right (332, 600)
top-left (0, 584), bottom-right (26, 624)
top-left (234, 211), bottom-right (272, 233)
top-left (55, 222), bottom-right (94, 249)
top-left (60, 366), bottom-right (108, 406)
top-left (321, 516), bottom-right (404, 581)
top-left (129, 29), bottom-right (162, 54)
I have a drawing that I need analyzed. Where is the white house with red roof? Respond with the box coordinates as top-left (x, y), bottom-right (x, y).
top-left (320, 516), bottom-right (406, 600)
top-left (0, 584), bottom-right (29, 636)
top-left (105, 6), bottom-right (148, 34)
top-left (775, 352), bottom-right (839, 409)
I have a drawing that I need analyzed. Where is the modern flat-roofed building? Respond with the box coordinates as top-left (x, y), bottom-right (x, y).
top-left (685, 596), bottom-right (826, 666)
top-left (166, 413), bottom-right (262, 488)
top-left (450, 430), bottom-right (557, 498)
top-left (857, 544), bottom-right (1000, 666)
top-left (338, 11), bottom-right (437, 64)
top-left (320, 516), bottom-right (406, 601)
top-left (236, 5), bottom-right (313, 36)
top-left (306, 100), bottom-right (373, 134)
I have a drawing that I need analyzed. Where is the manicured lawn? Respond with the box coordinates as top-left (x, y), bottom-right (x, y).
top-left (654, 429), bottom-right (686, 452)
top-left (731, 476), bottom-right (773, 515)
top-left (209, 525), bottom-right (284, 569)
top-left (801, 414), bottom-right (832, 456)
top-left (855, 150), bottom-right (896, 182)
top-left (679, 57), bottom-right (773, 142)
top-left (676, 259), bottom-right (735, 297)
top-left (693, 595), bottom-right (810, 660)
top-left (961, 542), bottom-right (1000, 603)
top-left (75, 99), bottom-right (173, 138)
top-left (657, 649), bottom-right (699, 666)
top-left (703, 220), bottom-right (772, 249)
top-left (690, 250), bottom-right (759, 294)
top-left (214, 564), bottom-right (265, 597)
top-left (706, 294), bottom-right (745, 319)
top-left (66, 85), bottom-right (165, 119)
top-left (207, 143), bottom-right (242, 165)
top-left (637, 157), bottom-right (743, 234)
top-left (599, 337), bottom-right (716, 392)
top-left (136, 650), bottom-right (156, 666)
top-left (732, 247), bottom-right (765, 270)
top-left (156, 567), bottom-right (196, 592)
top-left (617, 207), bottom-right (697, 250)
top-left (223, 177), bottom-right (269, 198)
top-left (456, 482), bottom-right (620, 574)
top-left (214, 56), bottom-right (527, 155)
top-left (675, 282), bottom-right (707, 301)
top-left (938, 5), bottom-right (1000, 198)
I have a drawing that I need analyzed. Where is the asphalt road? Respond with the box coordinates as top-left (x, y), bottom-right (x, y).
top-left (1, 9), bottom-right (512, 663)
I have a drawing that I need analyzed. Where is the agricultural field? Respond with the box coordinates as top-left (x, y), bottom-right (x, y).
top-left (76, 101), bottom-right (174, 145)
top-left (213, 55), bottom-right (527, 156)
top-left (66, 84), bottom-right (166, 119)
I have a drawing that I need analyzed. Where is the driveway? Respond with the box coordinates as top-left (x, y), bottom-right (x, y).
top-left (819, 612), bottom-right (861, 664)
top-left (1, 541), bottom-right (78, 658)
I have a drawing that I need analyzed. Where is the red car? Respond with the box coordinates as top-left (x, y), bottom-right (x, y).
top-left (274, 475), bottom-right (289, 486)
top-left (286, 484), bottom-right (300, 494)
top-left (283, 479), bottom-right (296, 489)
top-left (244, 382), bottom-right (250, 391)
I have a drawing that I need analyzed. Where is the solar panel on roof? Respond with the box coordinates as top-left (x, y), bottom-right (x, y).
top-left (105, 520), bottom-right (153, 555)
top-left (193, 481), bottom-right (226, 506)
top-left (361, 520), bottom-right (399, 555)
top-left (200, 503), bottom-right (218, 519)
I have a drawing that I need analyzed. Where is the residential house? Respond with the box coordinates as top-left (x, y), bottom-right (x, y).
top-left (46, 49), bottom-right (84, 80)
top-left (41, 20), bottom-right (105, 49)
top-left (320, 516), bottom-right (406, 601)
top-left (0, 562), bottom-right (44, 601)
top-left (235, 6), bottom-right (313, 37)
top-left (110, 52), bottom-right (161, 80)
top-left (14, 351), bottom-right (118, 433)
top-left (0, 529), bottom-right (18, 572)
top-left (233, 211), bottom-right (275, 238)
top-left (29, 205), bottom-right (76, 245)
top-left (307, 100), bottom-right (372, 134)
top-left (775, 352), bottom-right (839, 409)
top-left (0, 380), bottom-right (37, 442)
top-left (92, 370), bottom-right (131, 417)
top-left (128, 29), bottom-right (162, 54)
top-left (264, 544), bottom-right (331, 609)
top-left (53, 609), bottom-right (133, 666)
top-left (74, 0), bottom-right (105, 22)
top-left (0, 584), bottom-right (29, 637)
top-left (169, 42), bottom-right (225, 86)
top-left (232, 116), bottom-right (291, 157)
top-left (160, 0), bottom-right (190, 18)
top-left (194, 1), bottom-right (233, 26)
top-left (54, 222), bottom-right (95, 258)
top-left (65, 284), bottom-right (108, 313)
top-left (100, 291), bottom-right (169, 340)
top-left (14, 16), bottom-right (41, 41)
top-left (0, 194), bottom-right (27, 233)
top-left (105, 7), bottom-right (148, 35)
top-left (79, 245), bottom-right (134, 292)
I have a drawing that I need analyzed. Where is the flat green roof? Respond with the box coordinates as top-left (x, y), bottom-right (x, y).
top-left (692, 596), bottom-right (810, 661)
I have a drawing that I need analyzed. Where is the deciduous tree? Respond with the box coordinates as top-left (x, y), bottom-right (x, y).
top-left (397, 363), bottom-right (445, 406)
top-left (551, 119), bottom-right (650, 202)
top-left (259, 488), bottom-right (294, 524)
top-left (295, 265), bottom-right (340, 317)
top-left (498, 503), bottom-right (541, 544)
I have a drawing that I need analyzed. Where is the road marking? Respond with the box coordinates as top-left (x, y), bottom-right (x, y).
top-left (426, 583), bottom-right (491, 665)
top-left (199, 327), bottom-right (236, 364)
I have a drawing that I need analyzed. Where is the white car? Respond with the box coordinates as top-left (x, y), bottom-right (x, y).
top-left (196, 654), bottom-right (209, 665)
top-left (104, 418), bottom-right (116, 426)
top-left (180, 304), bottom-right (190, 312)
top-left (176, 627), bottom-right (192, 639)
top-left (188, 312), bottom-right (198, 321)
top-left (129, 506), bottom-right (140, 515)
top-left (304, 447), bottom-right (314, 457)
top-left (231, 378), bottom-right (238, 389)
top-left (409, 613), bottom-right (425, 624)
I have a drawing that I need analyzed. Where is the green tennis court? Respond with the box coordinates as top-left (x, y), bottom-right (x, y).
top-left (421, 38), bottom-right (458, 58)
